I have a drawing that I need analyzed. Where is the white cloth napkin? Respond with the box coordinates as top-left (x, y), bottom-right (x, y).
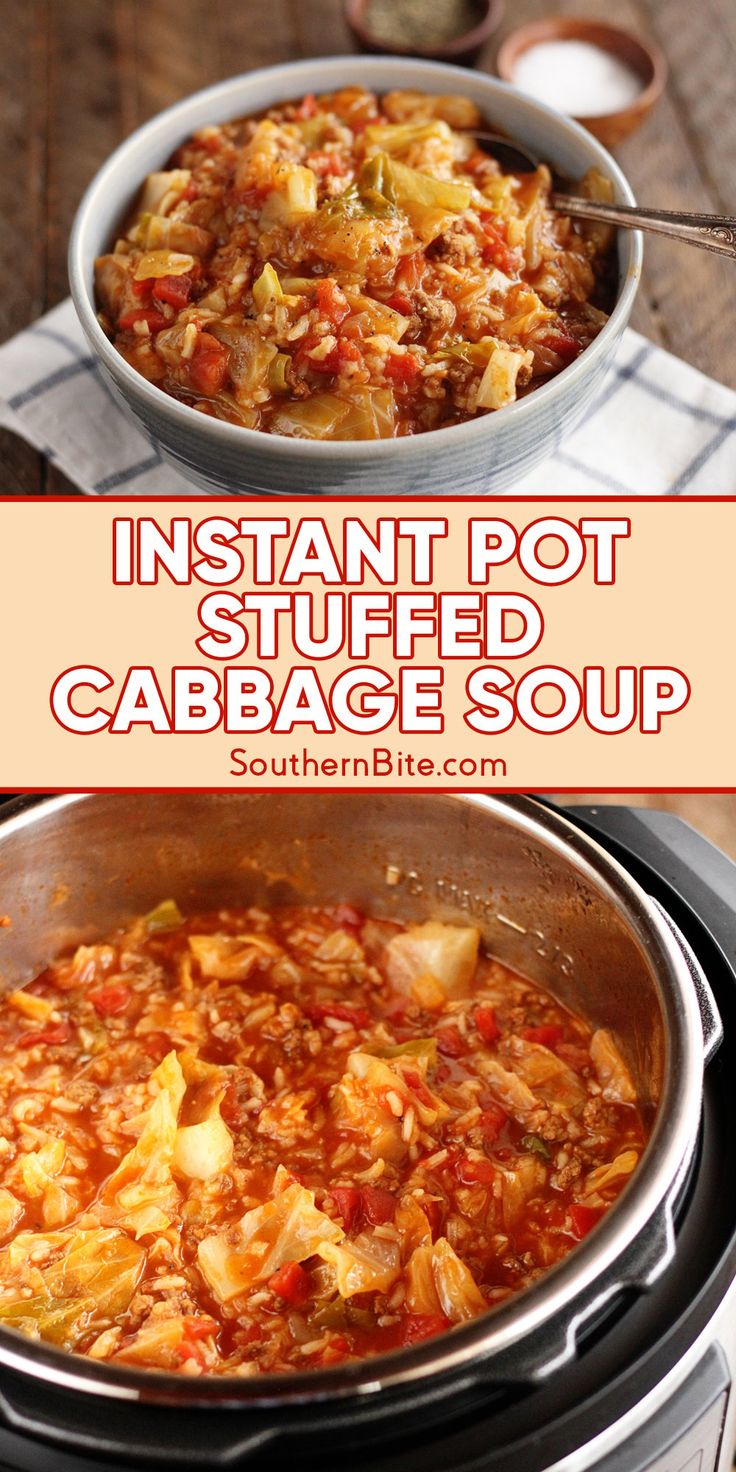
top-left (1, 298), bottom-right (734, 494)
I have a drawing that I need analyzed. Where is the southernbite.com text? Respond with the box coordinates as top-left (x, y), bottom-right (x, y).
top-left (228, 748), bottom-right (507, 782)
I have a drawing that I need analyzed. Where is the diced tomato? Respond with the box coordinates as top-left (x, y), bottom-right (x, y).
top-left (295, 93), bottom-right (317, 120)
top-left (522, 1025), bottom-right (564, 1049)
top-left (298, 331), bottom-right (363, 376)
top-left (337, 337), bottom-right (364, 367)
top-left (181, 180), bottom-right (199, 201)
top-left (152, 273), bottom-right (196, 310)
top-left (32, 1022), bottom-right (71, 1046)
top-left (307, 1001), bottom-right (370, 1029)
top-left (321, 1332), bottom-right (351, 1363)
top-left (307, 151), bottom-right (348, 179)
top-left (420, 1195), bottom-right (445, 1238)
top-left (315, 278), bottom-right (350, 327)
top-left (480, 217), bottom-right (521, 275)
top-left (329, 1185), bottom-right (363, 1232)
top-left (387, 291), bottom-right (414, 315)
top-left (141, 1030), bottom-right (173, 1062)
top-left (568, 1204), bottom-right (605, 1240)
top-left (436, 1025), bottom-right (466, 1059)
top-left (118, 308), bottom-right (168, 333)
top-left (399, 1313), bottom-right (450, 1346)
top-left (181, 1316), bottom-right (216, 1341)
top-left (466, 149), bottom-right (494, 174)
top-left (455, 1154), bottom-right (495, 1187)
top-left (131, 278), bottom-right (152, 299)
top-left (189, 333), bottom-right (229, 396)
top-left (385, 351), bottom-right (421, 386)
top-left (327, 903), bottom-right (364, 933)
top-left (478, 1104), bottom-right (507, 1144)
top-left (268, 1261), bottom-right (312, 1306)
top-left (474, 1004), bottom-right (499, 1045)
top-left (403, 1070), bottom-right (435, 1109)
top-left (361, 1186), bottom-right (396, 1225)
top-left (89, 983), bottom-right (131, 1018)
top-left (538, 330), bottom-right (583, 365)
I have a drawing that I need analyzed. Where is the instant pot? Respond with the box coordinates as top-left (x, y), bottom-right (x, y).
top-left (0, 792), bottom-right (733, 1472)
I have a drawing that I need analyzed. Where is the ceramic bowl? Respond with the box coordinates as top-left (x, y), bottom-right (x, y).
top-left (497, 18), bottom-right (667, 149)
top-left (68, 55), bottom-right (642, 497)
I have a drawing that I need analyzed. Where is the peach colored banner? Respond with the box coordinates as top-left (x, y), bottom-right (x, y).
top-left (0, 499), bottom-right (733, 791)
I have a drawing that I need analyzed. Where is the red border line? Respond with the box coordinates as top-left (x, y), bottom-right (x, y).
top-left (5, 786), bottom-right (736, 796)
top-left (2, 496), bottom-right (735, 506)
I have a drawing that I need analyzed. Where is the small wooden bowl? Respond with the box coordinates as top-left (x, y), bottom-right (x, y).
top-left (497, 18), bottom-right (667, 147)
top-left (344, 0), bottom-right (504, 68)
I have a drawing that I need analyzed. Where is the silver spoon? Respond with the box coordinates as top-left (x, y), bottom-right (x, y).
top-left (471, 132), bottom-right (736, 261)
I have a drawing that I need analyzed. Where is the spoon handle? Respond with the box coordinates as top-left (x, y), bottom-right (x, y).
top-left (552, 193), bottom-right (736, 260)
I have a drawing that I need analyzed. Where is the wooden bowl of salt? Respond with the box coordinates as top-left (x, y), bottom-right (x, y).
top-left (497, 17), bottom-right (667, 148)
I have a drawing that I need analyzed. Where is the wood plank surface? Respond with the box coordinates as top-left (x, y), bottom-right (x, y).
top-left (1, 0), bottom-right (734, 494)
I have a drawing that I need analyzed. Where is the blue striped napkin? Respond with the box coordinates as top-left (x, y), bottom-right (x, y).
top-left (1, 298), bottom-right (734, 494)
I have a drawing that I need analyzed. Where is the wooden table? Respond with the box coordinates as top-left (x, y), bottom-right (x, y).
top-left (2, 0), bottom-right (734, 496)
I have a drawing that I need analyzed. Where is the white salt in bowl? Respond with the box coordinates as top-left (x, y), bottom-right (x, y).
top-left (69, 55), bottom-right (642, 496)
top-left (497, 19), bottom-right (667, 149)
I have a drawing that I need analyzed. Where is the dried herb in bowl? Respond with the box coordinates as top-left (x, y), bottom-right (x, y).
top-left (365, 0), bottom-right (484, 51)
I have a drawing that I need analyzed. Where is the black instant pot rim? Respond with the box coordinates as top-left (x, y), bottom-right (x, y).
top-left (0, 790), bottom-right (707, 1413)
top-left (0, 835), bottom-right (733, 1472)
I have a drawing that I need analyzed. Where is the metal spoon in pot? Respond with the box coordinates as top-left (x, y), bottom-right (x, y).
top-left (470, 133), bottom-right (736, 260)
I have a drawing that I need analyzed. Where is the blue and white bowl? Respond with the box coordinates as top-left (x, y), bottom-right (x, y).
top-left (69, 55), bottom-right (642, 496)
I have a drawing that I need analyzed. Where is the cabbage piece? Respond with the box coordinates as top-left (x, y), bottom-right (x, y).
top-left (476, 342), bottom-right (534, 411)
top-left (360, 153), bottom-right (472, 245)
top-left (477, 1056), bottom-right (538, 1121)
top-left (347, 1050), bottom-right (449, 1128)
top-left (113, 1313), bottom-right (216, 1368)
top-left (496, 1153), bottom-right (548, 1229)
top-left (582, 1150), bottom-right (639, 1202)
top-left (197, 1167), bottom-right (343, 1304)
top-left (405, 1238), bottom-right (486, 1322)
top-left (144, 898), bottom-right (184, 933)
top-left (252, 263), bottom-right (284, 313)
top-left (188, 934), bottom-right (265, 982)
top-left (8, 989), bottom-right (55, 1022)
top-left (270, 394), bottom-right (352, 441)
top-left (16, 1139), bottom-right (65, 1200)
top-left (331, 1072), bottom-right (405, 1162)
top-left (495, 288), bottom-right (555, 343)
top-left (94, 255), bottom-right (138, 319)
top-left (129, 214), bottom-right (213, 256)
top-left (173, 1092), bottom-right (234, 1181)
top-left (363, 121), bottom-right (454, 159)
top-left (318, 1231), bottom-right (400, 1297)
top-left (365, 1038), bottom-right (438, 1063)
top-left (503, 1038), bottom-right (587, 1111)
top-left (133, 250), bottom-right (196, 281)
top-left (136, 169), bottom-right (191, 219)
top-left (385, 921), bottom-right (480, 1000)
top-left (309, 202), bottom-right (412, 275)
top-left (0, 1229), bottom-right (145, 1348)
top-left (0, 1189), bottom-right (22, 1242)
top-left (331, 388), bottom-right (397, 441)
top-left (100, 1051), bottom-right (184, 1237)
top-left (234, 119), bottom-right (289, 193)
top-left (207, 322), bottom-right (277, 406)
top-left (395, 1196), bottom-right (432, 1258)
top-left (576, 168), bottom-right (616, 253)
top-left (382, 92), bottom-right (482, 130)
top-left (260, 164), bottom-right (318, 229)
top-left (590, 1029), bottom-right (637, 1104)
top-left (343, 290), bottom-right (408, 342)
